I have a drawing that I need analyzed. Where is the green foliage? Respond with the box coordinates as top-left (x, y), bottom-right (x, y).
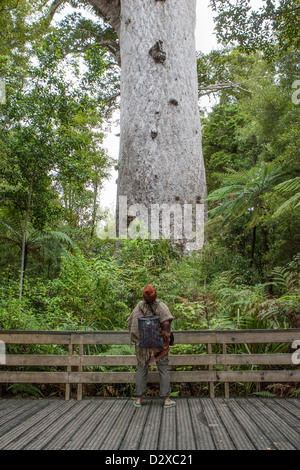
top-left (251, 391), bottom-right (276, 398)
top-left (201, 44), bottom-right (300, 279)
top-left (7, 383), bottom-right (45, 398)
top-left (0, 0), bottom-right (49, 74)
top-left (273, 177), bottom-right (300, 217)
top-left (0, 1), bottom-right (118, 301)
top-left (209, 0), bottom-right (300, 60)
top-left (0, 0), bottom-right (299, 400)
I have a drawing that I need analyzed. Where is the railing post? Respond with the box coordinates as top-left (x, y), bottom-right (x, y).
top-left (65, 340), bottom-right (73, 401)
top-left (223, 343), bottom-right (230, 399)
top-left (77, 343), bottom-right (84, 401)
top-left (207, 343), bottom-right (215, 399)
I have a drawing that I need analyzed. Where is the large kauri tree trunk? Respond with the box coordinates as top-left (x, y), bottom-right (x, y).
top-left (89, 0), bottom-right (207, 246)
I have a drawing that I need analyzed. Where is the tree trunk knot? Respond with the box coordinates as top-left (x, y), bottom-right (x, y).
top-left (149, 40), bottom-right (166, 64)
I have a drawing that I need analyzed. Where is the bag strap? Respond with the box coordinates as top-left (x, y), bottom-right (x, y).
top-left (148, 303), bottom-right (155, 315)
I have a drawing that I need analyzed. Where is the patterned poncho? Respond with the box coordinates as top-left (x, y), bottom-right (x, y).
top-left (127, 299), bottom-right (174, 366)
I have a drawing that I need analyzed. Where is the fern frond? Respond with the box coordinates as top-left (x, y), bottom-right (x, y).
top-left (273, 192), bottom-right (300, 217)
top-left (0, 219), bottom-right (22, 241)
top-left (275, 177), bottom-right (300, 195)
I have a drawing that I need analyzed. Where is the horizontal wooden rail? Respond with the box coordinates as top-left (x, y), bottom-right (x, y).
top-left (2, 353), bottom-right (296, 367)
top-left (0, 329), bottom-right (299, 400)
top-left (1, 329), bottom-right (300, 344)
top-left (1, 370), bottom-right (300, 384)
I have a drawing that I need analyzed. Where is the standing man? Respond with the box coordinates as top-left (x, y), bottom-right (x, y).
top-left (127, 285), bottom-right (176, 408)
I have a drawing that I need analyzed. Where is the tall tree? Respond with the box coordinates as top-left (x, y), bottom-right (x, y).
top-left (83, 0), bottom-right (207, 242)
top-left (3, 0), bottom-right (206, 245)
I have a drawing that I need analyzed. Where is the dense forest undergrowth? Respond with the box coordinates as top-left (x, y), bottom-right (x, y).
top-left (0, 0), bottom-right (299, 397)
top-left (1, 237), bottom-right (299, 398)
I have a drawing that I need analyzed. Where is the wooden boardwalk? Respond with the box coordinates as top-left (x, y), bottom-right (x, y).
top-left (0, 397), bottom-right (299, 450)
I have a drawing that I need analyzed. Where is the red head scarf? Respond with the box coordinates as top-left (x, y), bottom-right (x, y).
top-left (142, 285), bottom-right (157, 303)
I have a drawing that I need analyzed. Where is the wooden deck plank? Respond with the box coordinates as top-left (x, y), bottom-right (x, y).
top-left (187, 398), bottom-right (215, 450)
top-left (287, 398), bottom-right (300, 409)
top-left (201, 398), bottom-right (235, 450)
top-left (241, 399), bottom-right (296, 450)
top-left (213, 398), bottom-right (256, 450)
top-left (43, 401), bottom-right (101, 450)
top-left (62, 400), bottom-right (115, 450)
top-left (264, 398), bottom-right (300, 431)
top-left (4, 401), bottom-right (76, 450)
top-left (0, 400), bottom-right (49, 437)
top-left (0, 399), bottom-right (21, 413)
top-left (80, 399), bottom-right (129, 450)
top-left (0, 398), bottom-right (299, 450)
top-left (100, 400), bottom-right (137, 450)
top-left (0, 400), bottom-right (68, 449)
top-left (119, 400), bottom-right (151, 450)
top-left (176, 398), bottom-right (197, 450)
top-left (139, 399), bottom-right (163, 450)
top-left (158, 405), bottom-right (177, 450)
top-left (24, 401), bottom-right (93, 450)
top-left (0, 399), bottom-right (37, 421)
top-left (228, 398), bottom-right (277, 450)
top-left (247, 398), bottom-right (300, 450)
top-left (274, 399), bottom-right (300, 426)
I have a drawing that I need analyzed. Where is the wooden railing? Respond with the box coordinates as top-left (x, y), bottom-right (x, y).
top-left (0, 329), bottom-right (300, 400)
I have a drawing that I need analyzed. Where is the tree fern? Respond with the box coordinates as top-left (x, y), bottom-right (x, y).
top-left (273, 177), bottom-right (300, 216)
top-left (270, 266), bottom-right (300, 294)
top-left (206, 162), bottom-right (289, 226)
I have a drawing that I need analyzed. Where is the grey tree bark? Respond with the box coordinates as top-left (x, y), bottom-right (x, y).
top-left (89, 0), bottom-right (207, 244)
